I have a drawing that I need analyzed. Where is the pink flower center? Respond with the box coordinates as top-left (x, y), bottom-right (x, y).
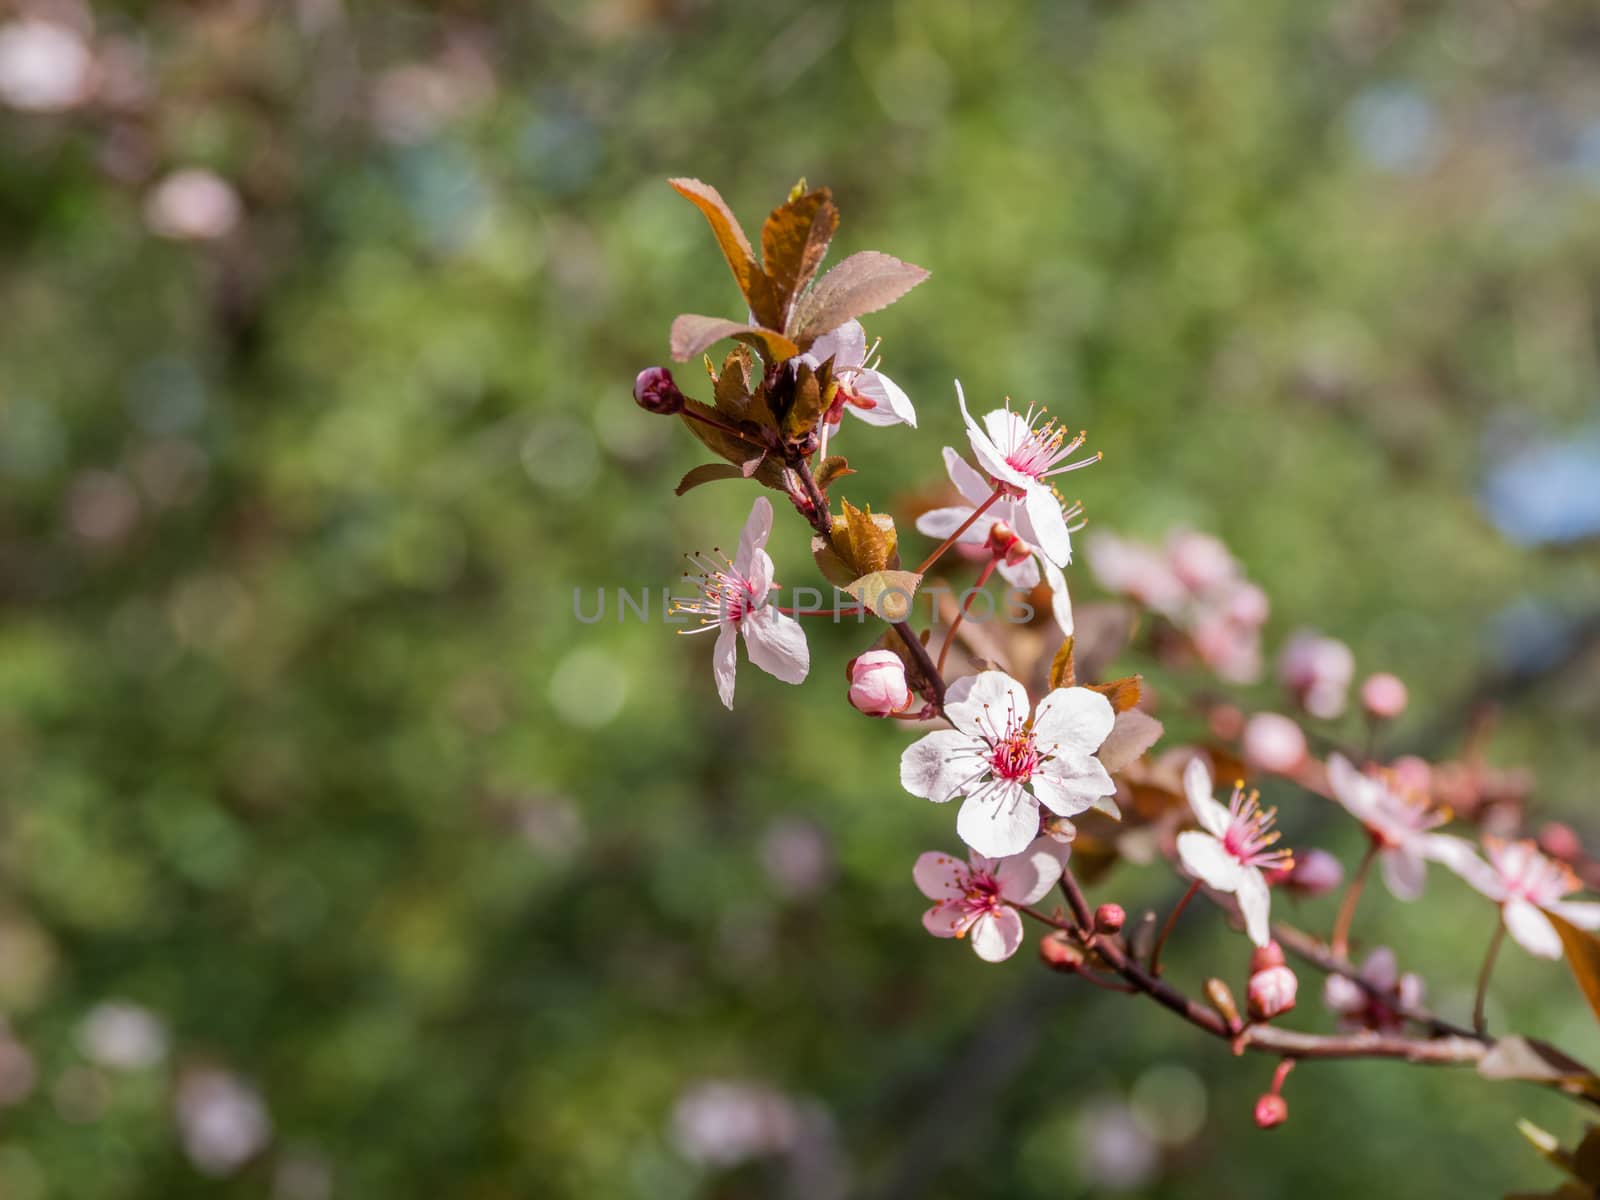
top-left (997, 402), bottom-right (1098, 482)
top-left (959, 868), bottom-right (1005, 918)
top-left (1494, 842), bottom-right (1577, 906)
top-left (674, 551), bottom-right (763, 628)
top-left (1221, 786), bottom-right (1293, 873)
top-left (988, 726), bottom-right (1040, 783)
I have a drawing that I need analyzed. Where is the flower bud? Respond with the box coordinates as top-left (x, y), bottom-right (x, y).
top-left (1277, 631), bottom-right (1354, 720)
top-left (1241, 712), bottom-right (1307, 774)
top-left (1359, 672), bottom-right (1408, 721)
top-left (1270, 848), bottom-right (1342, 898)
top-left (1539, 821), bottom-right (1583, 863)
top-left (633, 366), bottom-right (685, 415)
top-left (1094, 903), bottom-right (1125, 935)
top-left (847, 650), bottom-right (913, 718)
top-left (1253, 1093), bottom-right (1288, 1129)
top-left (1390, 754), bottom-right (1431, 795)
top-left (1204, 978), bottom-right (1243, 1033)
top-left (1247, 942), bottom-right (1298, 1021)
top-left (985, 520), bottom-right (1031, 566)
top-left (1038, 932), bottom-right (1084, 974)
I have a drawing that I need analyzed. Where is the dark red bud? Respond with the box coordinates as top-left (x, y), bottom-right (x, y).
top-left (1038, 932), bottom-right (1084, 973)
top-left (1094, 903), bottom-right (1126, 934)
top-left (634, 366), bottom-right (685, 415)
top-left (1254, 1093), bottom-right (1288, 1129)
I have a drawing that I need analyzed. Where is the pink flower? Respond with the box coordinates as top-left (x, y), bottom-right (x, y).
top-left (674, 497), bottom-right (809, 709)
top-left (1431, 837), bottom-right (1600, 958)
top-left (799, 320), bottom-right (915, 448)
top-left (1175, 758), bottom-right (1290, 946)
top-left (1323, 947), bottom-right (1422, 1032)
top-left (1241, 712), bottom-right (1307, 774)
top-left (1084, 531), bottom-right (1189, 615)
top-left (1325, 754), bottom-right (1456, 900)
top-left (847, 650), bottom-right (912, 717)
top-left (1359, 672), bottom-right (1408, 721)
top-left (913, 837), bottom-right (1066, 962)
top-left (1167, 529), bottom-right (1239, 594)
top-left (914, 447), bottom-right (1079, 635)
top-left (1277, 631), bottom-right (1354, 720)
top-left (955, 381), bottom-right (1097, 567)
top-left (143, 169), bottom-right (243, 242)
top-left (1246, 941), bottom-right (1298, 1020)
top-left (900, 671), bottom-right (1116, 858)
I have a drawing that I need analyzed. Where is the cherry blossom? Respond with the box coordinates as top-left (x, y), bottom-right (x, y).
top-left (900, 671), bottom-right (1115, 858)
top-left (1323, 947), bottom-right (1423, 1033)
top-left (913, 837), bottom-right (1066, 962)
top-left (1175, 758), bottom-right (1290, 946)
top-left (1278, 630), bottom-right (1354, 720)
top-left (955, 381), bottom-right (1097, 567)
top-left (1430, 837), bottom-right (1600, 958)
top-left (847, 649), bottom-right (912, 717)
top-left (799, 320), bottom-right (915, 452)
top-left (1325, 754), bottom-right (1458, 901)
top-left (673, 497), bottom-right (809, 709)
top-left (914, 447), bottom-right (1080, 634)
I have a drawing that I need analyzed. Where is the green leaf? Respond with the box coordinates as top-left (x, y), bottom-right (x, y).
top-left (761, 187), bottom-right (838, 323)
top-left (791, 251), bottom-right (930, 342)
top-left (846, 570), bottom-right (922, 621)
top-left (1546, 910), bottom-right (1600, 1029)
top-left (674, 463), bottom-right (744, 496)
top-left (1047, 636), bottom-right (1075, 690)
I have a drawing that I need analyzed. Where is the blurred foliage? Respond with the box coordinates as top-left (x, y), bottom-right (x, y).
top-left (2, 0), bottom-right (1600, 1197)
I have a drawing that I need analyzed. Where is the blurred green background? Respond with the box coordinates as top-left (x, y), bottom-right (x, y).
top-left (3, 0), bottom-right (1600, 1196)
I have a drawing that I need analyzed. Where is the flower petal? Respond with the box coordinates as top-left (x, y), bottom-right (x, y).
top-left (943, 446), bottom-right (994, 507)
top-left (915, 505), bottom-right (992, 543)
top-left (1424, 835), bottom-right (1504, 901)
top-left (899, 729), bottom-right (983, 803)
top-left (1325, 754), bottom-right (1381, 825)
top-left (1031, 687), bottom-right (1114, 757)
top-left (956, 784), bottom-right (1040, 859)
top-left (1361, 947), bottom-right (1398, 991)
top-left (968, 907), bottom-right (1025, 962)
top-left (808, 319), bottom-right (866, 371)
top-left (957, 383), bottom-right (1029, 488)
top-left (1234, 866), bottom-right (1272, 947)
top-left (913, 851), bottom-right (970, 901)
top-left (1379, 845), bottom-right (1427, 902)
top-left (1176, 831), bottom-right (1244, 893)
top-left (1547, 900), bottom-right (1600, 931)
top-left (1042, 557), bottom-right (1073, 637)
top-left (1182, 757), bottom-right (1232, 838)
top-left (994, 837), bottom-right (1065, 906)
top-left (849, 369), bottom-right (917, 427)
top-left (982, 408), bottom-right (1029, 461)
top-left (922, 898), bottom-right (975, 939)
top-left (1323, 974), bottom-right (1364, 1016)
top-left (713, 622), bottom-right (738, 709)
top-left (733, 496), bottom-right (774, 578)
top-left (1023, 483), bottom-right (1073, 566)
top-left (741, 608), bottom-right (809, 685)
top-left (943, 670), bottom-right (1031, 740)
top-left (1031, 756), bottom-right (1115, 817)
top-left (1504, 898), bottom-right (1562, 959)
top-left (995, 553), bottom-right (1040, 591)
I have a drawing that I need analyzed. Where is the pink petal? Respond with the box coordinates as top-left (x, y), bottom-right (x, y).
top-left (942, 446), bottom-right (994, 507)
top-left (994, 837), bottom-right (1065, 906)
top-left (1042, 557), bottom-right (1073, 637)
top-left (1547, 900), bottom-right (1600, 931)
top-left (848, 369), bottom-right (916, 427)
top-left (1234, 866), bottom-right (1272, 947)
top-left (740, 607), bottom-right (808, 685)
top-left (1022, 483), bottom-right (1073, 566)
top-left (942, 670), bottom-right (1030, 740)
top-left (922, 899), bottom-right (974, 939)
top-left (1360, 947), bottom-right (1398, 991)
top-left (1379, 845), bottom-right (1426, 902)
top-left (733, 496), bottom-right (773, 578)
top-left (1030, 757), bottom-right (1114, 818)
top-left (713, 623), bottom-right (738, 709)
top-left (968, 907), bottom-right (1024, 962)
top-left (1182, 758), bottom-right (1231, 839)
top-left (914, 505), bottom-right (991, 543)
top-left (913, 852), bottom-right (970, 901)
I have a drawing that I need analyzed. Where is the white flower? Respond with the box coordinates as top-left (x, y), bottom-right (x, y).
top-left (1175, 758), bottom-right (1290, 946)
top-left (1325, 754), bottom-right (1456, 901)
top-left (0, 19), bottom-right (93, 113)
top-left (673, 497), bottom-right (809, 709)
top-left (915, 447), bottom-right (1079, 635)
top-left (900, 671), bottom-right (1116, 859)
top-left (1431, 836), bottom-right (1600, 959)
top-left (913, 837), bottom-right (1066, 962)
top-left (955, 381), bottom-right (1098, 567)
top-left (800, 319), bottom-right (915, 430)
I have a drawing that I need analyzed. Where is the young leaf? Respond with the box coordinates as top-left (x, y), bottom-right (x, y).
top-left (1097, 710), bottom-right (1164, 773)
top-left (731, 327), bottom-right (801, 366)
top-left (678, 399), bottom-right (785, 490)
top-left (674, 463), bottom-right (744, 495)
top-left (761, 187), bottom-right (839, 321)
top-left (1088, 674), bottom-right (1143, 713)
top-left (668, 178), bottom-right (781, 327)
top-left (814, 456), bottom-right (854, 489)
top-left (713, 346), bottom-right (755, 416)
top-left (780, 362), bottom-right (825, 441)
top-left (671, 315), bottom-right (799, 366)
top-left (1048, 636), bottom-right (1076, 690)
top-left (846, 570), bottom-right (922, 621)
top-left (1546, 910), bottom-right (1600, 1029)
top-left (791, 251), bottom-right (930, 342)
top-left (811, 535), bottom-right (858, 589)
top-left (840, 500), bottom-right (898, 575)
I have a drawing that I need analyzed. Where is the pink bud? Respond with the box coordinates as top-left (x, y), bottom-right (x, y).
top-left (1242, 713), bottom-right (1307, 774)
top-left (633, 366), bottom-right (685, 415)
top-left (847, 650), bottom-right (912, 718)
top-left (1038, 933), bottom-right (1084, 973)
top-left (1539, 821), bottom-right (1583, 863)
top-left (1281, 848), bottom-right (1343, 898)
top-left (1359, 672), bottom-right (1408, 721)
top-left (1254, 1093), bottom-right (1288, 1129)
top-left (1277, 631), bottom-right (1354, 720)
top-left (1207, 704), bottom-right (1246, 741)
top-left (1167, 529), bottom-right (1237, 594)
top-left (1225, 581), bottom-right (1270, 627)
top-left (1390, 755), bottom-right (1431, 795)
top-left (1247, 962), bottom-right (1298, 1021)
top-left (1094, 904), bottom-right (1125, 934)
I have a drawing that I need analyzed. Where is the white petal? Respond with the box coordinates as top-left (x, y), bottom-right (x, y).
top-left (915, 505), bottom-right (992, 543)
top-left (899, 729), bottom-right (983, 803)
top-left (740, 608), bottom-right (809, 685)
top-left (995, 554), bottom-right (1040, 591)
top-left (1042, 557), bottom-right (1073, 637)
top-left (1182, 757), bottom-right (1231, 838)
top-left (1379, 845), bottom-right (1427, 902)
top-left (1547, 901), bottom-right (1600, 931)
top-left (943, 446), bottom-right (994, 507)
top-left (713, 622), bottom-right (738, 709)
top-left (956, 784), bottom-right (1040, 859)
top-left (1325, 754), bottom-right (1380, 824)
top-left (1176, 831), bottom-right (1244, 893)
top-left (808, 319), bottom-right (865, 371)
top-left (1323, 974), bottom-right (1364, 1016)
top-left (1361, 947), bottom-right (1398, 991)
top-left (1031, 687), bottom-right (1114, 756)
top-left (994, 837), bottom-right (1065, 906)
top-left (942, 670), bottom-right (1031, 740)
top-left (1234, 866), bottom-right (1272, 947)
top-left (1023, 484), bottom-right (1073, 566)
top-left (968, 907), bottom-right (1025, 962)
top-left (923, 898), bottom-right (974, 939)
top-left (913, 851), bottom-right (970, 901)
top-left (745, 545), bottom-right (774, 597)
top-left (982, 408), bottom-right (1029, 461)
top-left (957, 384), bottom-right (1029, 488)
top-left (1504, 898), bottom-right (1562, 959)
top-left (1031, 756), bottom-right (1115, 817)
top-left (733, 496), bottom-right (773, 578)
top-left (849, 369), bottom-right (916, 427)
top-left (1424, 835), bottom-right (1504, 900)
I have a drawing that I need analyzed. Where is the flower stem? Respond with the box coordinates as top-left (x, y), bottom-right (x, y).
top-left (773, 606), bottom-right (865, 617)
top-left (892, 619), bottom-right (946, 712)
top-left (789, 454), bottom-right (833, 538)
top-left (1149, 879), bottom-right (1202, 976)
top-left (1331, 842), bottom-right (1378, 959)
top-left (935, 559), bottom-right (996, 676)
top-left (1472, 918), bottom-right (1507, 1036)
top-left (913, 487), bottom-right (1004, 575)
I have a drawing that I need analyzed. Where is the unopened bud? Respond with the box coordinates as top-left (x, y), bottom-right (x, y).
top-left (1094, 903), bottom-right (1125, 935)
top-left (1039, 932), bottom-right (1084, 973)
top-left (1247, 942), bottom-right (1298, 1021)
top-left (1539, 821), bottom-right (1584, 863)
top-left (1268, 848), bottom-right (1342, 898)
top-left (985, 520), bottom-right (1032, 567)
top-left (633, 366), bottom-right (685, 415)
top-left (1253, 1092), bottom-right (1288, 1129)
top-left (1390, 754), bottom-right (1432, 795)
top-left (847, 650), bottom-right (913, 718)
top-left (1205, 978), bottom-right (1243, 1033)
top-left (1241, 712), bottom-right (1307, 774)
top-left (1360, 672), bottom-right (1408, 721)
